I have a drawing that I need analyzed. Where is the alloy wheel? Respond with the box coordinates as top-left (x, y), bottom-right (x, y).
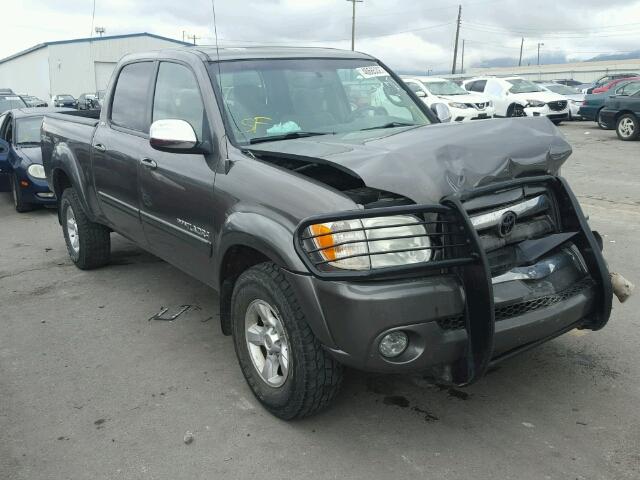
top-left (618, 117), bottom-right (636, 138)
top-left (244, 299), bottom-right (290, 388)
top-left (65, 206), bottom-right (80, 255)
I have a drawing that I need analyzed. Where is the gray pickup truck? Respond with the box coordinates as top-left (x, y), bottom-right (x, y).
top-left (41, 47), bottom-right (612, 419)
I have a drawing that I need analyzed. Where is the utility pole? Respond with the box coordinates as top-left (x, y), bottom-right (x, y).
top-left (187, 34), bottom-right (201, 46)
top-left (518, 37), bottom-right (524, 67)
top-left (460, 39), bottom-right (465, 74)
top-left (537, 42), bottom-right (544, 66)
top-left (346, 0), bottom-right (364, 51)
top-left (451, 5), bottom-right (462, 74)
top-left (182, 30), bottom-right (186, 42)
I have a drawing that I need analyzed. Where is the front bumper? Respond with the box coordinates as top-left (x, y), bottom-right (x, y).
top-left (290, 176), bottom-right (612, 384)
top-left (450, 106), bottom-right (495, 122)
top-left (524, 105), bottom-right (570, 121)
top-left (17, 172), bottom-right (56, 205)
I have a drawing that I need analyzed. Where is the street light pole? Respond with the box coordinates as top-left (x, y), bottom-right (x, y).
top-left (346, 0), bottom-right (364, 51)
top-left (537, 42), bottom-right (544, 66)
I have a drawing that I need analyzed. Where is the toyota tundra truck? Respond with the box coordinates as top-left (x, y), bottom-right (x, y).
top-left (41, 47), bottom-right (613, 419)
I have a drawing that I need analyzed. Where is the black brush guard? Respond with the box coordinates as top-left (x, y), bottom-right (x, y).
top-left (294, 175), bottom-right (612, 386)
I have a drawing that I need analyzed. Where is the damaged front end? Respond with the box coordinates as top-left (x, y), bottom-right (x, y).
top-left (293, 175), bottom-right (613, 386)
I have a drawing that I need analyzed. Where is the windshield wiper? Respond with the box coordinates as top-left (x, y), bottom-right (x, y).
top-left (360, 122), bottom-right (418, 131)
top-left (249, 131), bottom-right (332, 144)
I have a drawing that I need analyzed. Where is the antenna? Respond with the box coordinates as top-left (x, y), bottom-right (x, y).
top-left (211, 0), bottom-right (221, 63)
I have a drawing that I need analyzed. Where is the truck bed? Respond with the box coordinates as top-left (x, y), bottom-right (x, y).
top-left (44, 109), bottom-right (100, 127)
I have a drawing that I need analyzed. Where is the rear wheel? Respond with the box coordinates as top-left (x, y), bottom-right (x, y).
top-left (596, 109), bottom-right (607, 129)
top-left (231, 262), bottom-right (343, 419)
top-left (60, 188), bottom-right (111, 269)
top-left (616, 114), bottom-right (639, 141)
top-left (11, 173), bottom-right (33, 213)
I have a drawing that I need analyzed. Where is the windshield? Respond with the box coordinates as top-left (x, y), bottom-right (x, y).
top-left (507, 79), bottom-right (544, 94)
top-left (58, 95), bottom-right (74, 100)
top-left (545, 84), bottom-right (580, 95)
top-left (0, 95), bottom-right (27, 113)
top-left (15, 116), bottom-right (43, 145)
top-left (423, 80), bottom-right (468, 96)
top-left (209, 58), bottom-right (430, 145)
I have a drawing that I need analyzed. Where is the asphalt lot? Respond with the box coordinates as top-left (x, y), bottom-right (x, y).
top-left (1, 121), bottom-right (639, 480)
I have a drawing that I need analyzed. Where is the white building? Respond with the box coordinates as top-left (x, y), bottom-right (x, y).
top-left (0, 33), bottom-right (191, 101)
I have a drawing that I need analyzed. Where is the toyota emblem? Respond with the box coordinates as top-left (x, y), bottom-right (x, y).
top-left (498, 211), bottom-right (517, 237)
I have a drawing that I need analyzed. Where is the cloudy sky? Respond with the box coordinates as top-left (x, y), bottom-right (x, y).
top-left (2, 0), bottom-right (640, 72)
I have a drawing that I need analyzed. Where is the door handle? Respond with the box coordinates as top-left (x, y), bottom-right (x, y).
top-left (94, 143), bottom-right (106, 152)
top-left (140, 158), bottom-right (157, 169)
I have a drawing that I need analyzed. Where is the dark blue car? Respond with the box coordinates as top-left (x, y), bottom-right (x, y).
top-left (0, 108), bottom-right (71, 212)
top-left (579, 79), bottom-right (640, 128)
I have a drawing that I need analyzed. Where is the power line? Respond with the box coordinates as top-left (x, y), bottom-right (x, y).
top-left (205, 21), bottom-right (453, 45)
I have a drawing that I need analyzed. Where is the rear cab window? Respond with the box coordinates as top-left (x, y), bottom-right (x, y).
top-left (110, 62), bottom-right (155, 133)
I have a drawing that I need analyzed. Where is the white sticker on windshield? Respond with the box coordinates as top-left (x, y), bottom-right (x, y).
top-left (356, 66), bottom-right (388, 78)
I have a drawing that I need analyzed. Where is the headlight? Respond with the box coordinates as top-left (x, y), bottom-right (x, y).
top-left (27, 164), bottom-right (46, 179)
top-left (448, 102), bottom-right (468, 109)
top-left (307, 215), bottom-right (432, 271)
top-left (526, 99), bottom-right (546, 107)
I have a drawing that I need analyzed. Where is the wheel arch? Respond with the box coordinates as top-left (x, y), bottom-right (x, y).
top-left (615, 109), bottom-right (636, 121)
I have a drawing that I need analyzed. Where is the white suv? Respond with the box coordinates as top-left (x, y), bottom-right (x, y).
top-left (463, 77), bottom-right (570, 123)
top-left (402, 76), bottom-right (495, 122)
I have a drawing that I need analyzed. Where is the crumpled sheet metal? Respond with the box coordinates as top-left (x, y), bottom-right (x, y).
top-left (250, 117), bottom-right (572, 204)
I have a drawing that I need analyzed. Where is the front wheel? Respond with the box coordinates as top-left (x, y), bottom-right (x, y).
top-left (11, 173), bottom-right (34, 213)
top-left (60, 188), bottom-right (111, 269)
top-left (231, 262), bottom-right (343, 419)
top-left (616, 114), bottom-right (639, 141)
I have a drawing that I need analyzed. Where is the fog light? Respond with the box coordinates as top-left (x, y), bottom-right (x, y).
top-left (379, 331), bottom-right (408, 358)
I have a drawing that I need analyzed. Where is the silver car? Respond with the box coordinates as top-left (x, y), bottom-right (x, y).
top-left (540, 83), bottom-right (585, 120)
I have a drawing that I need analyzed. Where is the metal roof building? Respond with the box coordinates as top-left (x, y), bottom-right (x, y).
top-left (0, 33), bottom-right (191, 102)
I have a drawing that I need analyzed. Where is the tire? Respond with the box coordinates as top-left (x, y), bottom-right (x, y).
top-left (507, 104), bottom-right (525, 118)
top-left (11, 173), bottom-right (34, 213)
top-left (596, 109), bottom-right (607, 129)
top-left (231, 262), bottom-right (343, 419)
top-left (60, 188), bottom-right (111, 269)
top-left (616, 113), bottom-right (640, 141)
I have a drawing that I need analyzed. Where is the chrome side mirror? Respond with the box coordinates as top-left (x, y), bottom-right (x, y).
top-left (416, 90), bottom-right (427, 98)
top-left (431, 103), bottom-right (452, 123)
top-left (149, 119), bottom-right (199, 152)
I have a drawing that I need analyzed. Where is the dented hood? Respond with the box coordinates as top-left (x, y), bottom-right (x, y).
top-left (249, 117), bottom-right (572, 204)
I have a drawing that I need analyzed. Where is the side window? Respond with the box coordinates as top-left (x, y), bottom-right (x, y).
top-left (152, 62), bottom-right (205, 141)
top-left (0, 114), bottom-right (8, 141)
top-left (111, 62), bottom-right (154, 132)
top-left (472, 80), bottom-right (487, 92)
top-left (2, 115), bottom-right (13, 143)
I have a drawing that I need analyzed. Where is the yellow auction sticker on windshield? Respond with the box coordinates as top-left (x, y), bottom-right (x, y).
top-left (357, 66), bottom-right (388, 78)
